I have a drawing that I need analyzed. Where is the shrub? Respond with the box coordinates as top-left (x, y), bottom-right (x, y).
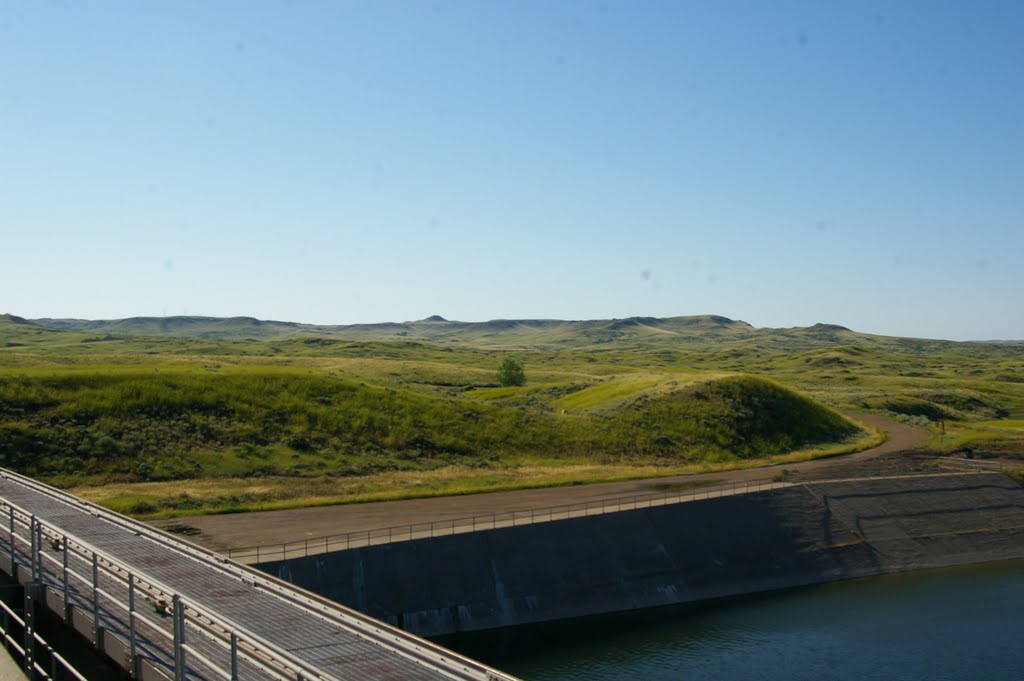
top-left (497, 358), bottom-right (526, 387)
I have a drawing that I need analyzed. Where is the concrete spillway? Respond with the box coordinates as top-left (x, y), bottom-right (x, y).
top-left (260, 472), bottom-right (1024, 638)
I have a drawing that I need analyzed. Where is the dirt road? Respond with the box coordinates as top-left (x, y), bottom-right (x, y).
top-left (151, 412), bottom-right (926, 553)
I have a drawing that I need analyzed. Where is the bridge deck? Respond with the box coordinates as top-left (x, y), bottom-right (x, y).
top-left (0, 471), bottom-right (513, 681)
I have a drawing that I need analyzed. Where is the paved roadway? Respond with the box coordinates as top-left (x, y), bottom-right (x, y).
top-left (153, 413), bottom-right (925, 554)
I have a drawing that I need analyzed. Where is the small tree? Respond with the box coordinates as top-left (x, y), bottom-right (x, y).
top-left (497, 357), bottom-right (526, 387)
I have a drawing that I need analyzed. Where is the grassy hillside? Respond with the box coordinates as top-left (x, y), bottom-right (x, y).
top-left (0, 365), bottom-right (858, 479)
top-left (2, 312), bottom-right (1023, 517)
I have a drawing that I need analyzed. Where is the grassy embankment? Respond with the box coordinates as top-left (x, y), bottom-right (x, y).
top-left (2, 314), bottom-right (1022, 517)
top-left (0, 363), bottom-right (867, 517)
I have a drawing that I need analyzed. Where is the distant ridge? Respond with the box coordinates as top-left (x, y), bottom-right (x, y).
top-left (0, 313), bottom-right (810, 352)
top-left (28, 313), bottom-right (756, 343)
top-left (33, 315), bottom-right (311, 340)
top-left (14, 313), bottom-right (1017, 349)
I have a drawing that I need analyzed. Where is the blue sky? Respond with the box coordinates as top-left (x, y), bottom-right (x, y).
top-left (2, 1), bottom-right (1021, 341)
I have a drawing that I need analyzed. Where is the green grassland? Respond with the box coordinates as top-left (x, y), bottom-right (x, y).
top-left (1, 313), bottom-right (1022, 517)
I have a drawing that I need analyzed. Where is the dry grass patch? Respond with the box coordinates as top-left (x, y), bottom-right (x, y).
top-left (70, 423), bottom-right (882, 520)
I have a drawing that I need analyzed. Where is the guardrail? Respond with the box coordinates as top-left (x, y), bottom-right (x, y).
top-left (228, 477), bottom-right (791, 564)
top-left (0, 468), bottom-right (519, 681)
top-left (935, 456), bottom-right (1005, 471)
top-left (0, 493), bottom-right (340, 681)
top-left (0, 591), bottom-right (88, 681)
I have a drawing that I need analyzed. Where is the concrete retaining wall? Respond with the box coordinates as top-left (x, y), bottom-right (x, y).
top-left (259, 472), bottom-right (1024, 638)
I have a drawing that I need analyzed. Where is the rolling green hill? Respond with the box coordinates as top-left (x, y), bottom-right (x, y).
top-left (0, 367), bottom-right (857, 480)
top-left (2, 312), bottom-right (1022, 517)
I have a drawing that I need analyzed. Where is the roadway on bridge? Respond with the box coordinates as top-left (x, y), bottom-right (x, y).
top-left (0, 471), bottom-right (515, 681)
top-left (155, 413), bottom-right (926, 554)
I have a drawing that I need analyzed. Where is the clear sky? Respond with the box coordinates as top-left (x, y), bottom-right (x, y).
top-left (2, 1), bottom-right (1022, 341)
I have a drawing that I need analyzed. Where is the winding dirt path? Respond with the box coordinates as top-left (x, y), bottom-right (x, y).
top-left (152, 413), bottom-right (927, 553)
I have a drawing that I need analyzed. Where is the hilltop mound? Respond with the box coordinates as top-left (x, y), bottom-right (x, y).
top-left (796, 346), bottom-right (869, 367)
top-left (623, 376), bottom-right (860, 459)
top-left (608, 317), bottom-right (664, 330)
top-left (0, 367), bottom-right (863, 487)
top-left (669, 314), bottom-right (751, 328)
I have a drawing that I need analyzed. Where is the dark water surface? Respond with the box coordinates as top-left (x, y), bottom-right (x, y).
top-left (489, 561), bottom-right (1024, 681)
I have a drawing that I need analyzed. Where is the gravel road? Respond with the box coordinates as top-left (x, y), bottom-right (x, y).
top-left (151, 412), bottom-right (926, 553)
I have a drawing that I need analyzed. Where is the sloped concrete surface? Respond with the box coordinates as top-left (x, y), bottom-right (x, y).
top-left (262, 472), bottom-right (1024, 637)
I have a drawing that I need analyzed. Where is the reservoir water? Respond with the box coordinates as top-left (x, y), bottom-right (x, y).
top-left (487, 561), bottom-right (1024, 681)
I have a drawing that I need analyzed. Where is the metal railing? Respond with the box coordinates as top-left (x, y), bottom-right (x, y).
top-left (935, 456), bottom-right (1004, 471)
top-left (228, 477), bottom-right (791, 564)
top-left (0, 469), bottom-right (520, 681)
top-left (0, 495), bottom-right (341, 681)
top-left (0, 587), bottom-right (88, 681)
top-left (229, 459), bottom-right (1019, 565)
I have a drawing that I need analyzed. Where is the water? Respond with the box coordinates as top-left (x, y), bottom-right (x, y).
top-left (490, 561), bottom-right (1024, 681)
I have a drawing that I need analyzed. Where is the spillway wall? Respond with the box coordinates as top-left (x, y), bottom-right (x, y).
top-left (259, 472), bottom-right (1024, 637)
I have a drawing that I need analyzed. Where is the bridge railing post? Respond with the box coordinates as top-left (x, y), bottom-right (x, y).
top-left (29, 515), bottom-right (38, 585)
top-left (22, 581), bottom-right (35, 676)
top-left (62, 535), bottom-right (70, 622)
top-left (128, 573), bottom-right (138, 677)
top-left (173, 594), bottom-right (186, 681)
top-left (230, 630), bottom-right (239, 681)
top-left (7, 507), bottom-right (14, 576)
top-left (91, 552), bottom-right (101, 649)
top-left (36, 519), bottom-right (43, 583)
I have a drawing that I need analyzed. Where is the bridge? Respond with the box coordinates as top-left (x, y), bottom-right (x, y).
top-left (0, 468), bottom-right (517, 681)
